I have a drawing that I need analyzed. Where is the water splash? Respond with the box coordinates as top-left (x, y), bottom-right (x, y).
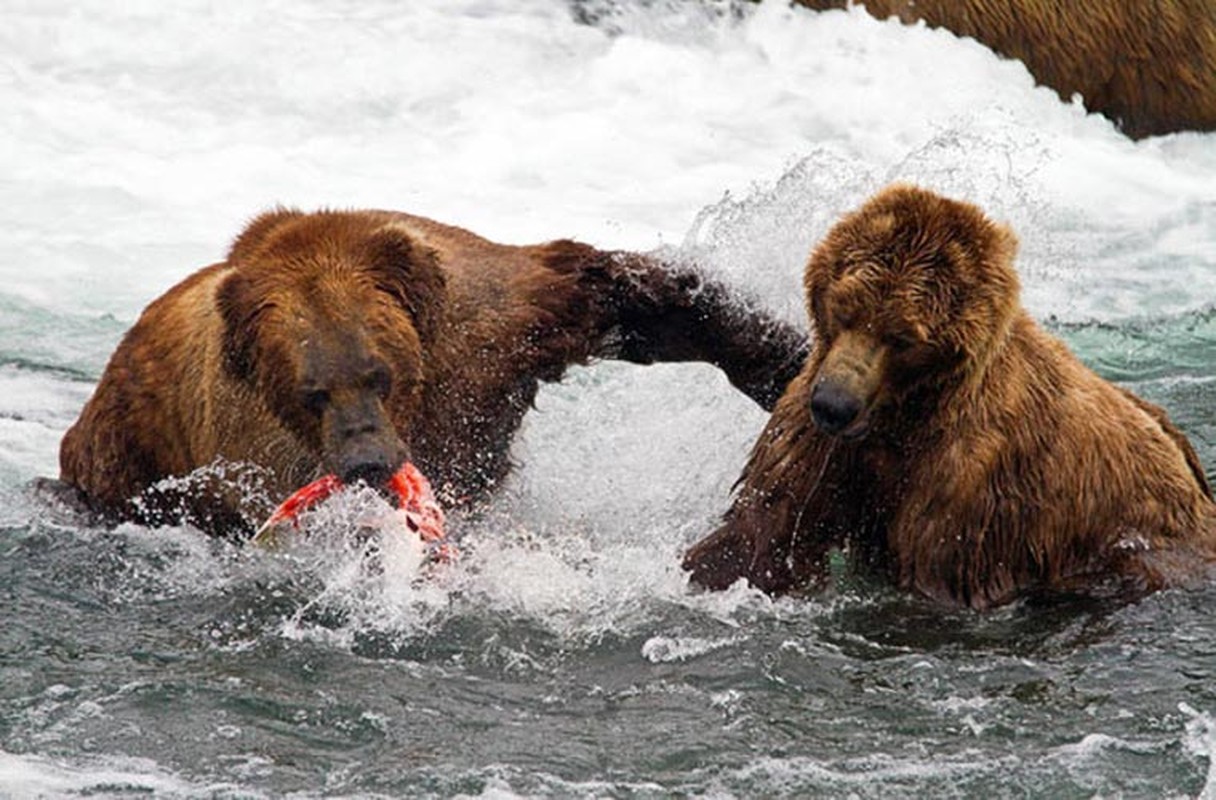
top-left (1182, 703), bottom-right (1216, 800)
top-left (267, 485), bottom-right (459, 643)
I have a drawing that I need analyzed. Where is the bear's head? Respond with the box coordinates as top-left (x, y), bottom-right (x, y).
top-left (217, 209), bottom-right (447, 487)
top-left (802, 184), bottom-right (1020, 439)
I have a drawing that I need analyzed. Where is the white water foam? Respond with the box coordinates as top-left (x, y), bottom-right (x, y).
top-left (1182, 703), bottom-right (1216, 800)
top-left (0, 748), bottom-right (250, 799)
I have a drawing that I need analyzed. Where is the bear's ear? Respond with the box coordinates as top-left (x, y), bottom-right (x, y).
top-left (227, 207), bottom-right (304, 264)
top-left (216, 271), bottom-right (262, 383)
top-left (989, 221), bottom-right (1020, 272)
top-left (364, 224), bottom-right (448, 346)
top-left (968, 219), bottom-right (1022, 307)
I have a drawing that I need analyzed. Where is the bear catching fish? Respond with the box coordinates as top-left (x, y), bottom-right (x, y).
top-left (53, 208), bottom-right (807, 537)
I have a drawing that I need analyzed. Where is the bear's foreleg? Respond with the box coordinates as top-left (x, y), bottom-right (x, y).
top-left (595, 253), bottom-right (809, 411)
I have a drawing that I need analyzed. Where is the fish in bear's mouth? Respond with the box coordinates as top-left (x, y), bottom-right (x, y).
top-left (252, 461), bottom-right (452, 560)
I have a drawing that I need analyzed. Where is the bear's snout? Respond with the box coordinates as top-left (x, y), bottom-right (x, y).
top-left (323, 394), bottom-right (408, 489)
top-left (334, 429), bottom-right (407, 488)
top-left (810, 329), bottom-right (885, 438)
top-left (810, 380), bottom-right (864, 436)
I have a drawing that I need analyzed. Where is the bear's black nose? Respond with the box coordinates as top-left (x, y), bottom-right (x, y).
top-left (810, 380), bottom-right (863, 435)
top-left (340, 459), bottom-right (396, 489)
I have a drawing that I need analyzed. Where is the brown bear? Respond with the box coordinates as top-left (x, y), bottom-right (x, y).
top-left (682, 184), bottom-right (1216, 609)
top-left (789, 0), bottom-right (1216, 139)
top-left (55, 208), bottom-right (807, 537)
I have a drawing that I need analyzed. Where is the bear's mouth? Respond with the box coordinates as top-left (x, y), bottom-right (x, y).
top-left (837, 413), bottom-right (873, 441)
top-left (341, 461), bottom-right (399, 491)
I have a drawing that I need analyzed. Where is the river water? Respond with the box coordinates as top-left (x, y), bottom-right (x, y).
top-left (2, 1), bottom-right (1215, 796)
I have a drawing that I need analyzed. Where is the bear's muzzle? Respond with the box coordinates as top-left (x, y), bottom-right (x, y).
top-left (809, 329), bottom-right (886, 439)
top-left (321, 390), bottom-right (409, 490)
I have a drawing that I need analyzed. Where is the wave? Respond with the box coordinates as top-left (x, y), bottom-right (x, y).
top-left (1048, 305), bottom-right (1216, 383)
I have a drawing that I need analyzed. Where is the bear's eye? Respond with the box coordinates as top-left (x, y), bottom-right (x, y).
top-left (301, 388), bottom-right (330, 415)
top-left (834, 309), bottom-right (858, 330)
top-left (364, 366), bottom-right (392, 399)
top-left (886, 334), bottom-right (919, 353)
